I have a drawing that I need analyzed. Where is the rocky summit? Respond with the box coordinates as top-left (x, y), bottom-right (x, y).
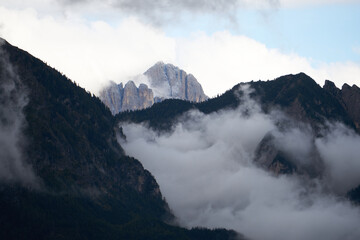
top-left (324, 80), bottom-right (360, 131)
top-left (99, 62), bottom-right (208, 114)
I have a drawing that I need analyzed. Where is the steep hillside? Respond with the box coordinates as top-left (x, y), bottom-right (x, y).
top-left (250, 73), bottom-right (356, 132)
top-left (0, 39), bottom-right (237, 240)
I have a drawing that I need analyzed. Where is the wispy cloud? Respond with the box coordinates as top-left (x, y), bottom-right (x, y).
top-left (316, 122), bottom-right (360, 194)
top-left (0, 7), bottom-right (177, 94)
top-left (0, 44), bottom-right (38, 187)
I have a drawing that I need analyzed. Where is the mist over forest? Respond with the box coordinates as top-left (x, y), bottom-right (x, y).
top-left (121, 85), bottom-right (360, 240)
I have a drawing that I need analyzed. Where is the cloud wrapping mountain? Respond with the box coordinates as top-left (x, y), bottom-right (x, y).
top-left (316, 123), bottom-right (360, 194)
top-left (120, 85), bottom-right (360, 240)
top-left (0, 45), bottom-right (37, 186)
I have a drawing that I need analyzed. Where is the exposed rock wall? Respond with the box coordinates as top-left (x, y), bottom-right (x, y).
top-left (144, 62), bottom-right (208, 102)
top-left (99, 62), bottom-right (208, 115)
top-left (99, 82), bottom-right (124, 115)
top-left (99, 81), bottom-right (154, 114)
top-left (324, 80), bottom-right (360, 131)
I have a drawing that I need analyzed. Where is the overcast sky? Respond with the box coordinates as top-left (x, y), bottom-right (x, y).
top-left (0, 0), bottom-right (359, 96)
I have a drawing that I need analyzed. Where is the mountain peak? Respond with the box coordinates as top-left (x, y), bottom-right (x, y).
top-left (153, 61), bottom-right (177, 69)
top-left (342, 83), bottom-right (351, 90)
top-left (100, 62), bottom-right (208, 114)
top-left (144, 61), bottom-right (208, 100)
top-left (323, 80), bottom-right (341, 98)
top-left (124, 80), bottom-right (136, 89)
top-left (295, 72), bottom-right (310, 77)
top-left (341, 83), bottom-right (359, 91)
top-left (324, 79), bottom-right (336, 88)
top-left (291, 72), bottom-right (316, 84)
top-left (154, 61), bottom-right (165, 66)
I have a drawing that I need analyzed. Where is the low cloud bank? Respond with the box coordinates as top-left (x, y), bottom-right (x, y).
top-left (120, 86), bottom-right (360, 240)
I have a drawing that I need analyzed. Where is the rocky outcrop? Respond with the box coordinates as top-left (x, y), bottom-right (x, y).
top-left (254, 134), bottom-right (296, 175)
top-left (121, 81), bottom-right (154, 111)
top-left (99, 81), bottom-right (154, 114)
top-left (186, 74), bottom-right (208, 102)
top-left (324, 80), bottom-right (360, 131)
top-left (99, 82), bottom-right (123, 115)
top-left (99, 62), bottom-right (208, 115)
top-left (138, 83), bottom-right (154, 109)
top-left (340, 84), bottom-right (360, 130)
top-left (144, 62), bottom-right (208, 102)
top-left (323, 80), bottom-right (341, 97)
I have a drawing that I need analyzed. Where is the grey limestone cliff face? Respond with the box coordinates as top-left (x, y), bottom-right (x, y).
top-left (144, 62), bottom-right (208, 102)
top-left (99, 62), bottom-right (208, 115)
top-left (99, 81), bottom-right (154, 114)
top-left (99, 82), bottom-right (124, 115)
top-left (138, 83), bottom-right (154, 109)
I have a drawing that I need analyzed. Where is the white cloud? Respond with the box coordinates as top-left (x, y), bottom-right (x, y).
top-left (175, 31), bottom-right (360, 96)
top-left (0, 4), bottom-right (359, 97)
top-left (0, 6), bottom-right (176, 94)
top-left (316, 123), bottom-right (360, 194)
top-left (120, 88), bottom-right (360, 240)
top-left (175, 32), bottom-right (314, 96)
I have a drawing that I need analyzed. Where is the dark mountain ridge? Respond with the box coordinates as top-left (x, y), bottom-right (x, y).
top-left (117, 72), bottom-right (360, 203)
top-left (250, 73), bottom-right (357, 132)
top-left (324, 80), bottom-right (360, 130)
top-left (0, 39), bottom-right (237, 239)
top-left (117, 72), bottom-right (359, 133)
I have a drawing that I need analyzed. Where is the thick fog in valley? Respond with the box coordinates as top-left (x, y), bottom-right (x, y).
top-left (120, 86), bottom-right (360, 240)
top-left (0, 46), bottom-right (37, 186)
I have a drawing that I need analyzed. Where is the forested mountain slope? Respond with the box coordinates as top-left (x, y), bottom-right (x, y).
top-left (0, 39), bottom-right (237, 240)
